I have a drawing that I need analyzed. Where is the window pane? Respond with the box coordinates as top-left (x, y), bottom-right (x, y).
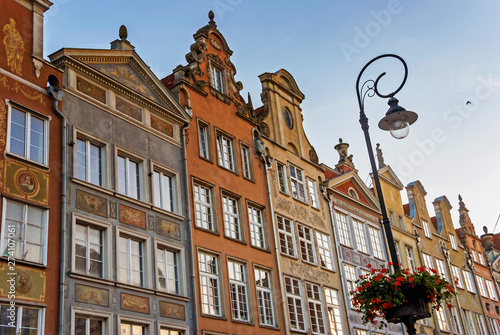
top-left (76, 139), bottom-right (87, 180)
top-left (30, 116), bottom-right (45, 163)
top-left (10, 108), bottom-right (26, 157)
top-left (117, 156), bottom-right (127, 195)
top-left (89, 143), bottom-right (102, 185)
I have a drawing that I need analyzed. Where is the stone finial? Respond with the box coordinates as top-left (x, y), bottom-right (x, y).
top-left (484, 226), bottom-right (489, 234)
top-left (209, 10), bottom-right (215, 23)
top-left (119, 25), bottom-right (128, 40)
top-left (458, 194), bottom-right (468, 211)
top-left (334, 138), bottom-right (355, 169)
top-left (376, 143), bottom-right (386, 169)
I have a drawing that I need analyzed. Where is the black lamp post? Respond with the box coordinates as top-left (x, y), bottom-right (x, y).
top-left (356, 54), bottom-right (417, 273)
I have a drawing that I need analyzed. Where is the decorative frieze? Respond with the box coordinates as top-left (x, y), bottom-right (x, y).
top-left (75, 283), bottom-right (109, 306)
top-left (76, 189), bottom-right (108, 217)
top-left (119, 204), bottom-right (146, 229)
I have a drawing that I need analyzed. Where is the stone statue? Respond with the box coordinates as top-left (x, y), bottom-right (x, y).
top-left (376, 143), bottom-right (386, 168)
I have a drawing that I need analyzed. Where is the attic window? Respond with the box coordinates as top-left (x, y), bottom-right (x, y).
top-left (348, 188), bottom-right (359, 200)
top-left (283, 107), bottom-right (293, 129)
top-left (211, 66), bottom-right (224, 93)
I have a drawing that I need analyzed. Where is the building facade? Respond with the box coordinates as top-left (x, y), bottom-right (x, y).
top-left (49, 26), bottom-right (193, 334)
top-left (0, 0), bottom-right (63, 334)
top-left (163, 12), bottom-right (285, 335)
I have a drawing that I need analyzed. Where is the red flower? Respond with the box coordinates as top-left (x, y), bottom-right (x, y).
top-left (409, 277), bottom-right (414, 283)
top-left (431, 268), bottom-right (438, 274)
top-left (447, 304), bottom-right (453, 310)
top-left (367, 263), bottom-right (372, 268)
top-left (395, 281), bottom-right (401, 287)
top-left (388, 262), bottom-right (394, 266)
top-left (396, 277), bottom-right (404, 282)
top-left (365, 282), bottom-right (371, 288)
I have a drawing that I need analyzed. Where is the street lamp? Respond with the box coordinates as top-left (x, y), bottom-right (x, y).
top-left (356, 54), bottom-right (419, 333)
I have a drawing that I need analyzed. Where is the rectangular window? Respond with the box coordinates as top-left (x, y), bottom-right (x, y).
top-left (211, 67), bottom-right (224, 93)
top-left (289, 165), bottom-right (307, 202)
top-left (422, 253), bottom-right (434, 271)
top-left (307, 179), bottom-right (319, 209)
top-left (76, 138), bottom-right (104, 186)
top-left (216, 133), bottom-right (235, 171)
top-left (435, 259), bottom-right (448, 281)
top-left (394, 240), bottom-right (402, 265)
top-left (153, 170), bottom-right (175, 213)
top-left (398, 215), bottom-right (406, 231)
top-left (478, 252), bottom-right (485, 265)
top-left (324, 288), bottom-right (344, 335)
top-left (477, 276), bottom-right (488, 297)
top-left (449, 307), bottom-right (462, 334)
top-left (198, 121), bottom-right (210, 160)
top-left (228, 260), bottom-right (249, 322)
top-left (160, 329), bottom-right (183, 335)
top-left (306, 283), bottom-right (326, 334)
top-left (199, 252), bottom-right (221, 316)
top-left (241, 144), bottom-right (253, 180)
top-left (1, 199), bottom-right (48, 264)
top-left (117, 154), bottom-right (141, 200)
top-left (118, 235), bottom-right (144, 287)
top-left (316, 232), bottom-right (334, 270)
top-left (284, 276), bottom-right (306, 331)
top-left (276, 161), bottom-right (288, 194)
top-left (8, 106), bottom-right (47, 164)
top-left (422, 219), bottom-right (432, 238)
top-left (389, 211), bottom-right (396, 226)
top-left (298, 224), bottom-right (316, 264)
top-left (75, 314), bottom-right (105, 335)
top-left (353, 220), bottom-right (368, 254)
top-left (0, 304), bottom-right (42, 334)
top-left (436, 305), bottom-right (449, 331)
top-left (336, 212), bottom-right (351, 247)
top-left (277, 215), bottom-right (296, 257)
top-left (120, 322), bottom-right (145, 335)
top-left (248, 205), bottom-right (265, 249)
top-left (486, 280), bottom-right (498, 301)
top-left (344, 264), bottom-right (357, 306)
top-left (463, 309), bottom-right (478, 335)
top-left (449, 233), bottom-right (458, 250)
top-left (475, 313), bottom-right (488, 335)
top-left (156, 247), bottom-right (179, 295)
top-left (75, 224), bottom-right (103, 278)
top-left (369, 227), bottom-right (383, 259)
top-left (255, 268), bottom-right (275, 327)
top-left (488, 317), bottom-right (499, 335)
top-left (194, 183), bottom-right (214, 231)
top-left (463, 270), bottom-right (476, 293)
top-left (472, 250), bottom-right (479, 263)
top-left (222, 194), bottom-right (241, 240)
top-left (355, 329), bottom-right (367, 335)
top-left (405, 246), bottom-right (416, 271)
top-left (451, 265), bottom-right (464, 289)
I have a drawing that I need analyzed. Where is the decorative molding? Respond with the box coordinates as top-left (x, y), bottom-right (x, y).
top-left (3, 18), bottom-right (25, 75)
top-left (76, 189), bottom-right (108, 217)
top-left (119, 204), bottom-right (146, 229)
top-left (159, 301), bottom-right (185, 320)
top-left (75, 283), bottom-right (109, 306)
top-left (121, 292), bottom-right (149, 314)
top-left (32, 58), bottom-right (43, 78)
top-left (157, 217), bottom-right (181, 240)
top-left (333, 198), bottom-right (379, 222)
top-left (275, 197), bottom-right (325, 228)
top-left (0, 73), bottom-right (46, 105)
top-left (288, 261), bottom-right (330, 284)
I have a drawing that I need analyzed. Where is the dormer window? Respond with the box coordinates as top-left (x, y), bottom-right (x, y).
top-left (211, 67), bottom-right (224, 93)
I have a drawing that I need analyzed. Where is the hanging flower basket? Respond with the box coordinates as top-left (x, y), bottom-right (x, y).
top-left (350, 264), bottom-right (456, 328)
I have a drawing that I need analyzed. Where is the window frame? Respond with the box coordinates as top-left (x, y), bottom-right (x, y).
top-left (74, 130), bottom-right (107, 188)
top-left (215, 129), bottom-right (237, 173)
top-left (197, 118), bottom-right (212, 162)
top-left (306, 282), bottom-right (326, 335)
top-left (0, 304), bottom-right (45, 335)
top-left (289, 164), bottom-right (307, 203)
top-left (405, 245), bottom-right (416, 271)
top-left (240, 141), bottom-right (254, 181)
top-left (284, 276), bottom-right (307, 332)
top-left (277, 215), bottom-right (297, 258)
top-left (210, 63), bottom-right (226, 94)
top-left (254, 266), bottom-right (276, 327)
top-left (324, 287), bottom-right (344, 335)
top-left (463, 269), bottom-right (476, 293)
top-left (151, 163), bottom-right (180, 214)
top-left (227, 259), bottom-right (251, 323)
top-left (7, 102), bottom-right (49, 166)
top-left (422, 253), bottom-right (434, 271)
top-left (449, 233), bottom-right (458, 250)
top-left (155, 240), bottom-right (184, 296)
top-left (335, 211), bottom-right (351, 248)
top-left (450, 264), bottom-right (464, 289)
top-left (276, 160), bottom-right (289, 195)
top-left (248, 202), bottom-right (267, 250)
top-left (422, 219), bottom-right (432, 239)
top-left (115, 148), bottom-right (145, 201)
top-left (192, 178), bottom-right (217, 233)
top-left (477, 275), bottom-right (488, 298)
top-left (486, 279), bottom-right (498, 301)
top-left (316, 231), bottom-right (335, 271)
top-left (70, 306), bottom-right (113, 335)
top-left (352, 219), bottom-right (368, 254)
top-left (436, 304), bottom-right (449, 331)
top-left (221, 190), bottom-right (244, 242)
top-left (198, 250), bottom-right (223, 317)
top-left (307, 178), bottom-right (319, 209)
top-left (1, 198), bottom-right (49, 265)
top-left (368, 226), bottom-right (384, 260)
top-left (116, 227), bottom-right (151, 288)
top-left (297, 224), bottom-right (317, 265)
top-left (435, 258), bottom-right (449, 281)
top-left (118, 315), bottom-right (152, 335)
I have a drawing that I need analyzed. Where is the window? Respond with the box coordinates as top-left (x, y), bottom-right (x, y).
top-left (153, 170), bottom-right (176, 213)
top-left (355, 329), bottom-right (368, 335)
top-left (398, 215), bottom-right (406, 231)
top-left (1, 199), bottom-right (48, 264)
top-left (255, 268), bottom-right (275, 326)
top-left (298, 224), bottom-right (316, 264)
top-left (472, 250), bottom-right (479, 263)
top-left (228, 260), bottom-right (249, 322)
top-left (0, 304), bottom-right (43, 334)
top-left (449, 307), bottom-right (462, 334)
top-left (307, 179), bottom-right (319, 209)
top-left (478, 252), bottom-right (485, 265)
top-left (422, 219), bottom-right (432, 238)
top-left (435, 259), bottom-right (448, 281)
top-left (76, 137), bottom-right (104, 186)
top-left (289, 165), bottom-right (307, 202)
top-left (160, 328), bottom-right (183, 335)
top-left (216, 133), bottom-right (235, 171)
top-left (117, 154), bottom-right (141, 200)
top-left (241, 143), bottom-right (253, 180)
top-left (463, 270), bottom-right (476, 293)
top-left (436, 305), bottom-right (449, 331)
top-left (488, 317), bottom-right (499, 335)
top-left (477, 276), bottom-right (488, 297)
top-left (316, 232), bottom-right (334, 270)
top-left (120, 322), bottom-right (145, 335)
top-left (463, 309), bottom-right (477, 335)
top-left (193, 183), bottom-right (214, 231)
top-left (450, 265), bottom-right (464, 289)
top-left (324, 288), bottom-right (344, 335)
top-left (198, 252), bottom-right (221, 316)
top-left (449, 233), bottom-right (458, 250)
top-left (405, 246), bottom-right (416, 271)
top-left (248, 205), bottom-right (265, 249)
top-left (353, 220), bottom-right (368, 254)
top-left (157, 247), bottom-right (179, 294)
top-left (8, 105), bottom-right (47, 164)
top-left (306, 283), bottom-right (326, 334)
top-left (222, 194), bottom-right (241, 240)
top-left (284, 276), bottom-right (306, 331)
top-left (75, 224), bottom-right (103, 277)
top-left (75, 315), bottom-right (105, 335)
top-left (486, 280), bottom-right (498, 301)
top-left (389, 211), bottom-right (396, 226)
top-left (277, 215), bottom-right (296, 257)
top-left (198, 121), bottom-right (211, 160)
top-left (283, 107), bottom-right (294, 129)
top-left (276, 161), bottom-right (289, 194)
top-left (394, 241), bottom-right (402, 265)
top-left (336, 212), bottom-right (351, 247)
top-left (422, 253), bottom-right (434, 271)
top-left (344, 265), bottom-right (357, 305)
top-left (211, 66), bottom-right (224, 93)
top-left (475, 313), bottom-right (488, 335)
top-left (368, 227), bottom-right (384, 259)
top-left (118, 235), bottom-right (144, 287)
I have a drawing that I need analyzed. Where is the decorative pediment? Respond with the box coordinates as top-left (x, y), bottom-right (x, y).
top-left (377, 165), bottom-right (404, 190)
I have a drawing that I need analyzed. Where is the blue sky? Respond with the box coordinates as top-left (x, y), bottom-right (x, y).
top-left (44, 0), bottom-right (500, 233)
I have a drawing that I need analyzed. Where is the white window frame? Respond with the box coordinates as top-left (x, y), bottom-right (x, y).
top-left (255, 267), bottom-right (275, 327)
top-left (335, 212), bottom-right (351, 247)
top-left (435, 258), bottom-right (449, 281)
top-left (222, 193), bottom-right (242, 241)
top-left (117, 228), bottom-right (151, 288)
top-left (422, 219), bottom-right (432, 239)
top-left (463, 270), bottom-right (476, 293)
top-left (394, 240), bottom-right (403, 266)
top-left (216, 131), bottom-right (236, 172)
top-left (7, 102), bottom-right (49, 165)
top-left (306, 282), bottom-right (326, 335)
top-left (1, 198), bottom-right (48, 265)
top-left (298, 224), bottom-right (316, 264)
top-left (436, 304), bottom-right (449, 331)
top-left (276, 161), bottom-right (289, 194)
top-left (211, 66), bottom-right (225, 93)
top-left (156, 242), bottom-right (181, 295)
top-left (316, 231), bottom-right (334, 271)
top-left (368, 226), bottom-right (384, 260)
top-left (240, 142), bottom-right (253, 180)
top-left (472, 250), bottom-right (479, 263)
top-left (277, 215), bottom-right (296, 257)
top-left (197, 119), bottom-right (211, 161)
top-left (475, 313), bottom-right (488, 335)
top-left (71, 306), bottom-right (112, 335)
top-left (198, 251), bottom-right (222, 317)
top-left (353, 219), bottom-right (368, 254)
top-left (486, 279), bottom-right (498, 301)
top-left (478, 252), bottom-right (485, 265)
top-left (284, 276), bottom-right (307, 332)
top-left (116, 150), bottom-right (143, 200)
top-left (422, 253), bottom-right (434, 271)
top-left (248, 204), bottom-right (266, 249)
top-left (0, 304), bottom-right (45, 335)
top-left (289, 164), bottom-right (307, 203)
top-left (228, 260), bottom-right (250, 322)
top-left (449, 307), bottom-right (462, 334)
top-left (118, 316), bottom-right (152, 335)
top-left (398, 215), bottom-right (406, 231)
top-left (74, 132), bottom-right (106, 187)
top-left (193, 181), bottom-right (215, 232)
top-left (477, 276), bottom-right (488, 297)
top-left (450, 264), bottom-right (464, 289)
top-left (152, 165), bottom-right (178, 213)
top-left (389, 210), bottom-right (396, 226)
top-left (74, 223), bottom-right (104, 278)
top-left (405, 245), bottom-right (416, 271)
top-left (307, 179), bottom-right (319, 209)
top-left (344, 264), bottom-right (357, 307)
top-left (463, 309), bottom-right (478, 335)
top-left (449, 233), bottom-right (458, 250)
top-left (324, 288), bottom-right (344, 335)
top-left (488, 317), bottom-right (500, 335)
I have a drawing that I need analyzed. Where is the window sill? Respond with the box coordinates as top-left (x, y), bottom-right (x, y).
top-left (291, 196), bottom-right (308, 206)
top-left (71, 177), bottom-right (114, 195)
top-left (231, 318), bottom-right (254, 326)
top-left (5, 152), bottom-right (49, 170)
top-left (279, 252), bottom-right (299, 261)
top-left (194, 225), bottom-right (220, 237)
top-left (1, 256), bottom-right (46, 268)
top-left (319, 266), bottom-right (337, 274)
top-left (278, 190), bottom-right (290, 197)
top-left (223, 235), bottom-right (247, 246)
top-left (69, 272), bottom-right (115, 286)
top-left (156, 291), bottom-right (190, 302)
top-left (200, 313), bottom-right (227, 321)
top-left (198, 155), bottom-right (214, 164)
top-left (151, 206), bottom-right (185, 221)
top-left (258, 323), bottom-right (280, 331)
top-left (116, 282), bottom-right (155, 294)
top-left (114, 193), bottom-right (151, 209)
top-left (216, 164), bottom-right (239, 177)
top-left (249, 244), bottom-right (271, 254)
